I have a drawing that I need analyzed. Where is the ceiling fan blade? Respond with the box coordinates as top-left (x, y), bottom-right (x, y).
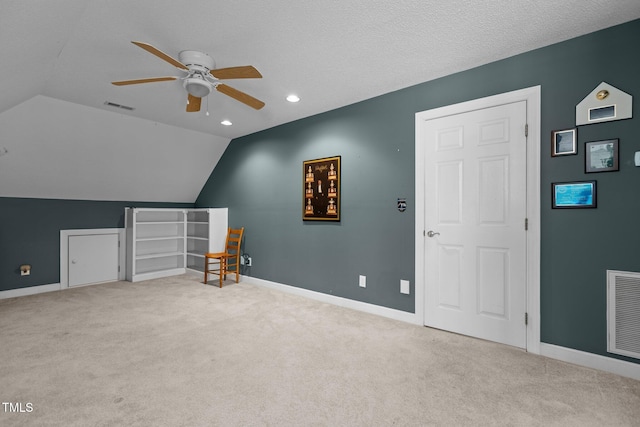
top-left (111, 76), bottom-right (177, 86)
top-left (216, 84), bottom-right (265, 110)
top-left (131, 41), bottom-right (189, 71)
top-left (210, 66), bottom-right (262, 80)
top-left (186, 94), bottom-right (201, 112)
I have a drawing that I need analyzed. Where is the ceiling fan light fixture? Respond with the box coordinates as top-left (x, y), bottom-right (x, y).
top-left (183, 77), bottom-right (213, 98)
top-left (115, 43), bottom-right (265, 111)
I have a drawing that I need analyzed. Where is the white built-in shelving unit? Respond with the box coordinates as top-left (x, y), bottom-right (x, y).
top-left (186, 208), bottom-right (228, 274)
top-left (125, 207), bottom-right (228, 282)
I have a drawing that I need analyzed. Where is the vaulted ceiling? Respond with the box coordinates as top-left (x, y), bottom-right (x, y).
top-left (2, 1), bottom-right (640, 202)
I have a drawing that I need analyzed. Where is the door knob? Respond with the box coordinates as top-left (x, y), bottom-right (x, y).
top-left (71, 259), bottom-right (77, 264)
top-left (426, 230), bottom-right (440, 238)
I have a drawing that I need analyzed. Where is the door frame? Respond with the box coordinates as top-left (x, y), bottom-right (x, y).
top-left (60, 228), bottom-right (126, 289)
top-left (415, 86), bottom-right (541, 354)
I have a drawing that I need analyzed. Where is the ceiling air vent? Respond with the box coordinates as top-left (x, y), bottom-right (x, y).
top-left (104, 101), bottom-right (135, 111)
top-left (607, 270), bottom-right (640, 359)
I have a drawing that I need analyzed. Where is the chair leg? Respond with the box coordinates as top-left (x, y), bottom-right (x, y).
top-left (219, 258), bottom-right (224, 288)
top-left (204, 257), bottom-right (208, 284)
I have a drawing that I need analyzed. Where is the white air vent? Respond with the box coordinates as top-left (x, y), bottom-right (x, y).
top-left (104, 101), bottom-right (135, 111)
top-left (607, 270), bottom-right (640, 359)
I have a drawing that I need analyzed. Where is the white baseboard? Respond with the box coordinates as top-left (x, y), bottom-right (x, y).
top-left (241, 275), bottom-right (421, 325)
top-left (540, 343), bottom-right (640, 381)
top-left (0, 283), bottom-right (61, 300)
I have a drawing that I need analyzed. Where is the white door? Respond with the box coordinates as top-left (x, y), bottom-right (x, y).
top-left (421, 101), bottom-right (527, 348)
top-left (68, 234), bottom-right (119, 287)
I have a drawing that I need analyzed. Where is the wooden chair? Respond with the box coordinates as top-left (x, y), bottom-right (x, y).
top-left (204, 227), bottom-right (244, 288)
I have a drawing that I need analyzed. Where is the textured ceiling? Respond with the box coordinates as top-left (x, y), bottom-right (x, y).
top-left (2, 0), bottom-right (640, 140)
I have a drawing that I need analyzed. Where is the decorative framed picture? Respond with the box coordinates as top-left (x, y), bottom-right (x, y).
top-left (552, 180), bottom-right (597, 209)
top-left (585, 139), bottom-right (619, 173)
top-left (551, 128), bottom-right (577, 156)
top-left (303, 156), bottom-right (341, 221)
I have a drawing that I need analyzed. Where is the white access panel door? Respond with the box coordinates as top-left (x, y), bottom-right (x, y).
top-left (422, 101), bottom-right (527, 348)
top-left (68, 234), bottom-right (119, 287)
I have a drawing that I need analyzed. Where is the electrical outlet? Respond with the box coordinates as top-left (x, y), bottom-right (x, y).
top-left (359, 275), bottom-right (366, 288)
top-left (400, 280), bottom-right (410, 295)
top-left (20, 264), bottom-right (31, 276)
top-left (246, 257), bottom-right (252, 267)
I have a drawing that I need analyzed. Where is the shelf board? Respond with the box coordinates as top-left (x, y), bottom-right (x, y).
top-left (186, 236), bottom-right (207, 241)
top-left (137, 221), bottom-right (184, 225)
top-left (187, 221), bottom-right (208, 225)
top-left (186, 252), bottom-right (205, 258)
top-left (133, 267), bottom-right (185, 278)
top-left (136, 251), bottom-right (184, 260)
top-left (137, 236), bottom-right (184, 242)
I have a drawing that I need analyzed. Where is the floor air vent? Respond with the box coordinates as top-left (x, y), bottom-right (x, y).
top-left (607, 270), bottom-right (640, 359)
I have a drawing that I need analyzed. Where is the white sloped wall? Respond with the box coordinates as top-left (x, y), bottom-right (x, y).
top-left (0, 95), bottom-right (230, 202)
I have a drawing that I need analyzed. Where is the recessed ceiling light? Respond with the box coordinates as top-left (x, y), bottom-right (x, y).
top-left (221, 120), bottom-right (232, 126)
top-left (286, 94), bottom-right (300, 103)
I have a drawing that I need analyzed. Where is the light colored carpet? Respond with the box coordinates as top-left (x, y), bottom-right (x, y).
top-left (1, 274), bottom-right (639, 426)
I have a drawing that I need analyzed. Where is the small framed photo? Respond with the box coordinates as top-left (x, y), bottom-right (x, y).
top-left (585, 139), bottom-right (619, 173)
top-left (551, 128), bottom-right (577, 156)
top-left (552, 181), bottom-right (597, 209)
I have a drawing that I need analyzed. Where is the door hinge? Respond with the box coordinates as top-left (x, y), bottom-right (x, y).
top-left (525, 312), bottom-right (529, 325)
top-left (423, 230), bottom-right (425, 236)
top-left (525, 124), bottom-right (528, 137)
top-left (118, 265), bottom-right (121, 273)
top-left (525, 218), bottom-right (528, 230)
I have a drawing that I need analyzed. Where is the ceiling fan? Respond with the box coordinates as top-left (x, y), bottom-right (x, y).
top-left (112, 41), bottom-right (265, 112)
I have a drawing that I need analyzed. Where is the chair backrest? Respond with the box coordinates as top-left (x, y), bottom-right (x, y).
top-left (225, 227), bottom-right (244, 255)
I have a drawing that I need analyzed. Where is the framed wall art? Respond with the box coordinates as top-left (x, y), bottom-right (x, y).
top-left (551, 128), bottom-right (577, 156)
top-left (552, 180), bottom-right (597, 209)
top-left (303, 156), bottom-right (341, 221)
top-left (585, 139), bottom-right (619, 173)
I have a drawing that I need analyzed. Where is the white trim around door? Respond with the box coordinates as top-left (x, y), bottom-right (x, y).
top-left (415, 86), bottom-right (541, 354)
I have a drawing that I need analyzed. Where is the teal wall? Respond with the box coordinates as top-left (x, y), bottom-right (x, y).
top-left (0, 198), bottom-right (193, 291)
top-left (197, 20), bottom-right (640, 362)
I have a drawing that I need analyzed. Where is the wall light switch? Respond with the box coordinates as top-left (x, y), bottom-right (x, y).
top-left (400, 280), bottom-right (410, 295)
top-left (359, 275), bottom-right (366, 288)
top-left (635, 151), bottom-right (640, 166)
